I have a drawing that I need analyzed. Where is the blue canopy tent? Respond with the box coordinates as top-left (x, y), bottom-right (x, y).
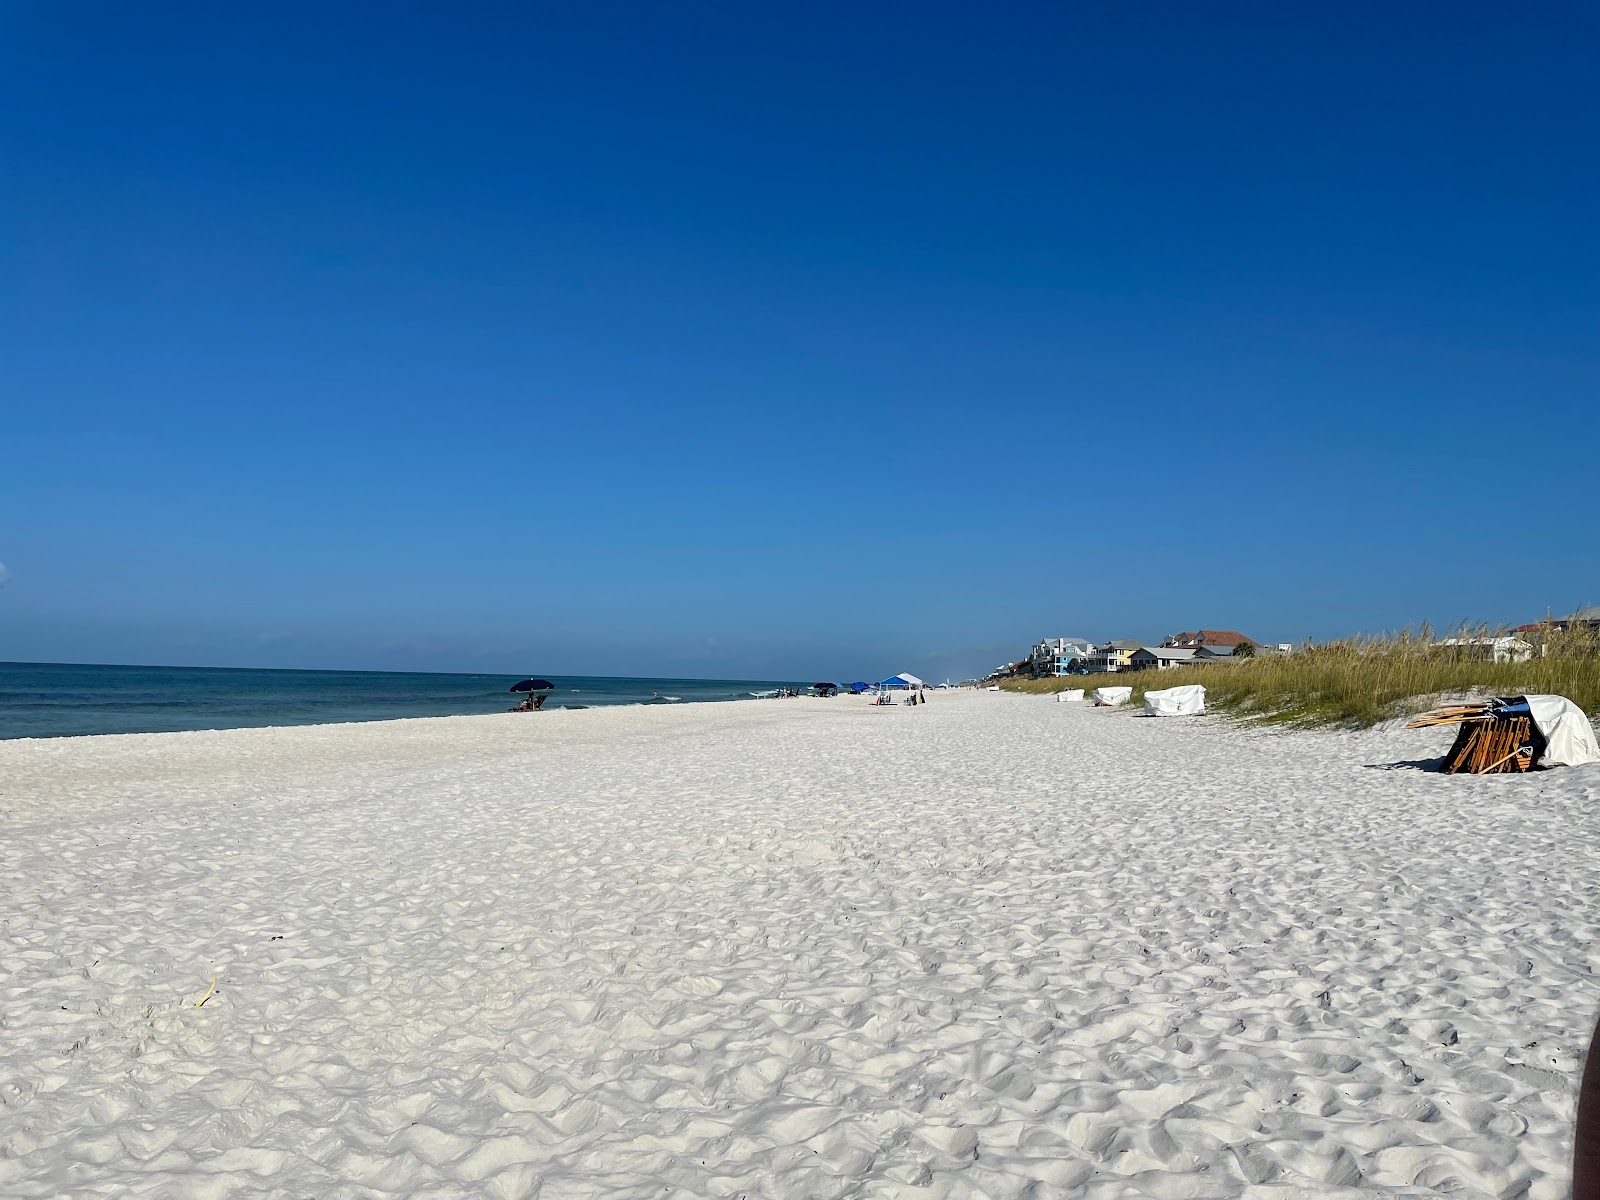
top-left (879, 673), bottom-right (924, 689)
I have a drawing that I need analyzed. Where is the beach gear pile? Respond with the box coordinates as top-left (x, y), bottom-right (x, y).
top-left (1143, 684), bottom-right (1206, 717)
top-left (1407, 694), bottom-right (1600, 772)
top-left (1092, 686), bottom-right (1132, 707)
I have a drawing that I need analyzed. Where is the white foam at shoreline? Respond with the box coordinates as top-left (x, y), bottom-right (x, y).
top-left (2, 692), bottom-right (1596, 1197)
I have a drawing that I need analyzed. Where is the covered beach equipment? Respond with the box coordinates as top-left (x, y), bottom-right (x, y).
top-left (1408, 694), bottom-right (1600, 773)
top-left (1529, 695), bottom-right (1600, 766)
top-left (1055, 688), bottom-right (1085, 703)
top-left (1143, 684), bottom-right (1206, 716)
top-left (1091, 686), bottom-right (1133, 707)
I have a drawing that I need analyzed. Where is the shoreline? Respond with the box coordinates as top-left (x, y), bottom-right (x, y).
top-left (0, 690), bottom-right (842, 746)
top-left (0, 661), bottom-right (833, 742)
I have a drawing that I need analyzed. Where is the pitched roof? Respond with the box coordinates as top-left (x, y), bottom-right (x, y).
top-left (1101, 639), bottom-right (1148, 650)
top-left (1135, 646), bottom-right (1198, 660)
top-left (1164, 629), bottom-right (1258, 648)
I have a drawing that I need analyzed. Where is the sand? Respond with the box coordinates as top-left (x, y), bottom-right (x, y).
top-left (2, 691), bottom-right (1597, 1198)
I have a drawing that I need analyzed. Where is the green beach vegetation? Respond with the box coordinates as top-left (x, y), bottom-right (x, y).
top-left (1001, 625), bottom-right (1600, 728)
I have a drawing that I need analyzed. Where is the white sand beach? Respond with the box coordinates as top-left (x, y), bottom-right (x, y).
top-left (2, 691), bottom-right (1597, 1199)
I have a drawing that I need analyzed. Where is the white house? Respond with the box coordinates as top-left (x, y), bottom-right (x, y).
top-left (1030, 637), bottom-right (1094, 677)
top-left (1130, 646), bottom-right (1199, 671)
top-left (1438, 636), bottom-right (1534, 664)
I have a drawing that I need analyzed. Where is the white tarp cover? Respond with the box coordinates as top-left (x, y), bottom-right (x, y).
top-left (1056, 689), bottom-right (1084, 703)
top-left (1526, 694), bottom-right (1600, 767)
top-left (1092, 686), bottom-right (1132, 706)
top-left (1144, 684), bottom-right (1206, 717)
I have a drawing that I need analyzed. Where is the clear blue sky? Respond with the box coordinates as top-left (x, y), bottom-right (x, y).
top-left (2, 3), bottom-right (1595, 682)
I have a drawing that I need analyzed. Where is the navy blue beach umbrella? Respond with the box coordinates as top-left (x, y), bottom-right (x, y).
top-left (509, 679), bottom-right (556, 693)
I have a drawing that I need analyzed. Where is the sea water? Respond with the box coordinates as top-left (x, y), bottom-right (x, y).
top-left (0, 662), bottom-right (806, 740)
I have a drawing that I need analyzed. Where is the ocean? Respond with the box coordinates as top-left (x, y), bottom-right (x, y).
top-left (0, 662), bottom-right (808, 740)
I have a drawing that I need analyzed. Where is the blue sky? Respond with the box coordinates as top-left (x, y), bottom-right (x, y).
top-left (2, 3), bottom-right (1595, 682)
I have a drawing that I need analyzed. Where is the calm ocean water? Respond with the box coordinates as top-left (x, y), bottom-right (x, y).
top-left (0, 662), bottom-right (808, 740)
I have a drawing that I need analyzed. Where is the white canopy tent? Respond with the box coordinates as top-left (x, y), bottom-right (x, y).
top-left (880, 673), bottom-right (925, 688)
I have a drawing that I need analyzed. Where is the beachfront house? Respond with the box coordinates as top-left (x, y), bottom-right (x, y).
top-left (1030, 637), bottom-right (1094, 677)
top-left (1194, 644), bottom-right (1249, 662)
top-left (1515, 607), bottom-right (1598, 656)
top-left (1088, 640), bottom-right (1148, 672)
top-left (1516, 606), bottom-right (1600, 637)
top-left (1163, 629), bottom-right (1261, 652)
top-left (1130, 646), bottom-right (1199, 671)
top-left (1569, 605), bottom-right (1600, 629)
top-left (986, 659), bottom-right (1030, 680)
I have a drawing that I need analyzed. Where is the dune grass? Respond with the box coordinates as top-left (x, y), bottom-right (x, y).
top-left (1000, 625), bottom-right (1600, 727)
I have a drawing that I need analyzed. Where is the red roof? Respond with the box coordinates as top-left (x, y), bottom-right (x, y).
top-left (1163, 629), bottom-right (1258, 648)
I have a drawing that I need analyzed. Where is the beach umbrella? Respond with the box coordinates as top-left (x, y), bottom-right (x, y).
top-left (509, 679), bottom-right (555, 693)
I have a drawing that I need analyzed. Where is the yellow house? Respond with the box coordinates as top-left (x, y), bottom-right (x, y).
top-left (1089, 640), bottom-right (1145, 672)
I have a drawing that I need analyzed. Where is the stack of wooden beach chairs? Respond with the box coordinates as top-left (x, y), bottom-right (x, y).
top-left (1407, 697), bottom-right (1539, 774)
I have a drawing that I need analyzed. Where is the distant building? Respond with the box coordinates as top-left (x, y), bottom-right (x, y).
top-left (984, 659), bottom-right (1031, 680)
top-left (1030, 637), bottom-right (1094, 677)
top-left (1087, 640), bottom-right (1146, 673)
top-left (1163, 629), bottom-right (1262, 651)
top-left (1517, 606), bottom-right (1600, 634)
top-left (1194, 644), bottom-right (1247, 662)
top-left (1130, 646), bottom-right (1199, 671)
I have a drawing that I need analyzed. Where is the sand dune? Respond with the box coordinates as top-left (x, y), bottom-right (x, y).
top-left (2, 692), bottom-right (1596, 1198)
